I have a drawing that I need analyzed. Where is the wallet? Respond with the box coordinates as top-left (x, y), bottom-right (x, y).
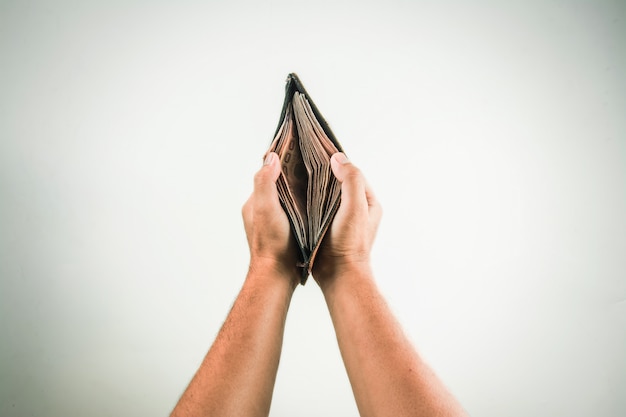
top-left (266, 73), bottom-right (345, 284)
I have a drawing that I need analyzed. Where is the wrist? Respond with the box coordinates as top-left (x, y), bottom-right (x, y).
top-left (314, 259), bottom-right (374, 294)
top-left (247, 256), bottom-right (300, 292)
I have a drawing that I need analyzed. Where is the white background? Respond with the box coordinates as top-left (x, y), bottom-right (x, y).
top-left (1, 1), bottom-right (625, 416)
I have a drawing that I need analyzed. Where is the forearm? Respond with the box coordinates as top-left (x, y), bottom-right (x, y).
top-left (320, 268), bottom-right (467, 417)
top-left (171, 262), bottom-right (297, 417)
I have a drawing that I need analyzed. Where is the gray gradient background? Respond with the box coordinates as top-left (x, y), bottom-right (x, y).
top-left (1, 1), bottom-right (625, 416)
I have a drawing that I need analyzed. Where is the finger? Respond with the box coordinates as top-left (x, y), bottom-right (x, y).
top-left (254, 152), bottom-right (282, 202)
top-left (366, 187), bottom-right (383, 231)
top-left (330, 153), bottom-right (366, 209)
top-left (242, 196), bottom-right (253, 222)
top-left (261, 151), bottom-right (282, 181)
top-left (364, 181), bottom-right (378, 209)
top-left (364, 181), bottom-right (382, 218)
top-left (330, 152), bottom-right (350, 182)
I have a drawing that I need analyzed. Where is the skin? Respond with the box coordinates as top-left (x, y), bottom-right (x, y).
top-left (315, 154), bottom-right (467, 417)
top-left (170, 152), bottom-right (467, 417)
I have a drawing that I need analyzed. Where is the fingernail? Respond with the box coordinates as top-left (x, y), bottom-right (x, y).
top-left (335, 153), bottom-right (349, 164)
top-left (264, 152), bottom-right (276, 166)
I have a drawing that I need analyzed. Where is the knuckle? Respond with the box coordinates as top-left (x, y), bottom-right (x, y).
top-left (343, 167), bottom-right (363, 183)
top-left (374, 203), bottom-right (383, 217)
top-left (242, 202), bottom-right (252, 221)
top-left (253, 170), bottom-right (266, 187)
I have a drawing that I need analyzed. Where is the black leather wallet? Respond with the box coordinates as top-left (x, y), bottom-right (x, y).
top-left (268, 73), bottom-right (345, 284)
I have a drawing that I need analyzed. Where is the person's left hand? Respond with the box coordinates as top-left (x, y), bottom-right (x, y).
top-left (242, 152), bottom-right (299, 281)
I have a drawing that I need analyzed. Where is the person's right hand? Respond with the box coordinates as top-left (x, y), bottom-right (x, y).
top-left (313, 153), bottom-right (382, 288)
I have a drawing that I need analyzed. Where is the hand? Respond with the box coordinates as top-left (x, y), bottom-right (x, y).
top-left (242, 152), bottom-right (299, 281)
top-left (313, 153), bottom-right (382, 286)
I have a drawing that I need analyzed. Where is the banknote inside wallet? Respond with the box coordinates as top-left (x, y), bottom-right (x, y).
top-left (265, 74), bottom-right (344, 284)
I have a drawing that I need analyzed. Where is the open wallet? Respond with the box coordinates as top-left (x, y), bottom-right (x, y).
top-left (265, 73), bottom-right (345, 284)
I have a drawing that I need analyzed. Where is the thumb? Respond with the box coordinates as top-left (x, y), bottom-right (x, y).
top-left (254, 152), bottom-right (281, 198)
top-left (331, 153), bottom-right (365, 206)
top-left (262, 152), bottom-right (282, 180)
